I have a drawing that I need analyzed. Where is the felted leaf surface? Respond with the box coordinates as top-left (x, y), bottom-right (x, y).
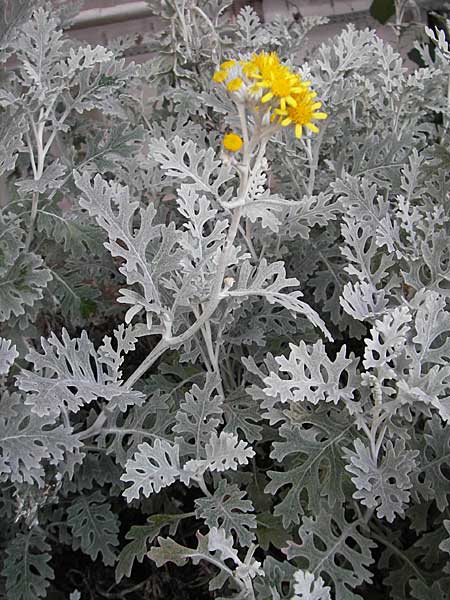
top-left (121, 439), bottom-right (182, 502)
top-left (363, 306), bottom-right (411, 380)
top-left (292, 570), bottom-right (332, 600)
top-left (265, 416), bottom-right (352, 526)
top-left (263, 340), bottom-right (358, 406)
top-left (195, 479), bottom-right (256, 546)
top-left (14, 8), bottom-right (65, 92)
top-left (184, 432), bottom-right (255, 478)
top-left (0, 113), bottom-right (27, 176)
top-left (231, 259), bottom-right (332, 340)
top-left (0, 392), bottom-right (81, 486)
top-left (412, 414), bottom-right (450, 511)
top-left (0, 214), bottom-right (23, 277)
top-left (343, 439), bottom-right (418, 522)
top-left (0, 253), bottom-right (51, 322)
top-left (4, 529), bottom-right (54, 600)
top-left (16, 328), bottom-right (144, 418)
top-left (0, 337), bottom-right (18, 375)
top-left (16, 160), bottom-right (66, 194)
top-left (75, 171), bottom-right (182, 323)
top-left (67, 491), bottom-right (120, 566)
top-left (115, 514), bottom-right (184, 583)
top-left (173, 373), bottom-right (222, 458)
top-left (286, 508), bottom-right (375, 600)
top-left (402, 291), bottom-right (450, 421)
top-left (222, 388), bottom-right (263, 443)
top-left (81, 123), bottom-right (145, 173)
top-left (341, 216), bottom-right (395, 287)
top-left (149, 527), bottom-right (241, 587)
top-left (150, 135), bottom-right (234, 203)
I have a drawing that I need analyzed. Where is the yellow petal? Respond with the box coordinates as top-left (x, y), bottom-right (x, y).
top-left (306, 122), bottom-right (319, 133)
top-left (295, 124), bottom-right (303, 138)
top-left (261, 91), bottom-right (274, 103)
top-left (312, 102), bottom-right (322, 109)
top-left (286, 96), bottom-right (297, 107)
top-left (314, 112), bottom-right (328, 120)
top-left (281, 117), bottom-right (292, 126)
top-left (280, 98), bottom-right (286, 111)
top-left (221, 60), bottom-right (236, 69)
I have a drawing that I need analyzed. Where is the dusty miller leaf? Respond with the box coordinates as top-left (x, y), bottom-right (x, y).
top-left (285, 507), bottom-right (375, 600)
top-left (0, 113), bottom-right (27, 175)
top-left (412, 414), bottom-right (450, 512)
top-left (150, 135), bottom-right (234, 203)
top-left (263, 339), bottom-right (358, 406)
top-left (115, 513), bottom-right (184, 583)
top-left (0, 253), bottom-right (51, 322)
top-left (16, 160), bottom-right (66, 194)
top-left (343, 439), bottom-right (418, 522)
top-left (75, 171), bottom-right (181, 324)
top-left (265, 415), bottom-right (352, 526)
top-left (67, 491), bottom-right (120, 566)
top-left (173, 373), bottom-right (223, 458)
top-left (0, 337), bottom-right (18, 375)
top-left (231, 259), bottom-right (332, 341)
top-left (121, 439), bottom-right (182, 502)
top-left (17, 328), bottom-right (144, 418)
top-left (363, 306), bottom-right (412, 382)
top-left (149, 527), bottom-right (241, 589)
top-left (292, 570), bottom-right (332, 600)
top-left (4, 529), bottom-right (54, 600)
top-left (0, 391), bottom-right (81, 486)
top-left (184, 432), bottom-right (255, 478)
top-left (194, 479), bottom-right (256, 547)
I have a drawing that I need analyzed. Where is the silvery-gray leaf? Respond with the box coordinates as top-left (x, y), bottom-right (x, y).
top-left (67, 491), bottom-right (120, 566)
top-left (195, 479), bottom-right (256, 547)
top-left (0, 337), bottom-right (18, 375)
top-left (285, 506), bottom-right (375, 600)
top-left (4, 529), bottom-right (54, 600)
top-left (292, 570), bottom-right (331, 600)
top-left (343, 439), bottom-right (418, 522)
top-left (0, 392), bottom-right (81, 486)
top-left (121, 439), bottom-right (181, 502)
top-left (17, 328), bottom-right (144, 418)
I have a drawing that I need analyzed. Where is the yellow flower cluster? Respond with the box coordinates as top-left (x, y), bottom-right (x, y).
top-left (214, 51), bottom-right (327, 146)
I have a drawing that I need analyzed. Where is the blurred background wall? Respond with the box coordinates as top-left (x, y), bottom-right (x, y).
top-left (67, 0), bottom-right (446, 63)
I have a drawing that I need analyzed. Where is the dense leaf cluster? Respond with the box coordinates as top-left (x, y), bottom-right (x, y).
top-left (1, 1), bottom-right (450, 599)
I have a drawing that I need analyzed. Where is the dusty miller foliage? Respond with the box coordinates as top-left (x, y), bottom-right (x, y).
top-left (1, 1), bottom-right (450, 599)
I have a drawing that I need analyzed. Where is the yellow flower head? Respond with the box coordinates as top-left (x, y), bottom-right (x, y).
top-left (241, 52), bottom-right (310, 111)
top-left (213, 70), bottom-right (228, 83)
top-left (276, 88), bottom-right (328, 138)
top-left (242, 51), bottom-right (279, 79)
top-left (227, 77), bottom-right (243, 92)
top-left (223, 132), bottom-right (243, 152)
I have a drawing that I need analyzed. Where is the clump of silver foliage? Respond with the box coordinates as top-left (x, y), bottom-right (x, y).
top-left (1, 1), bottom-right (450, 599)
